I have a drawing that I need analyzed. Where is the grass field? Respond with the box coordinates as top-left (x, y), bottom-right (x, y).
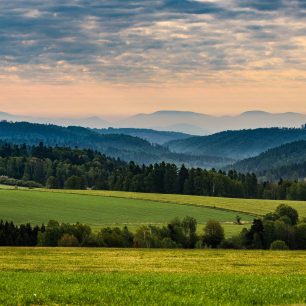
top-left (0, 247), bottom-right (305, 305)
top-left (0, 189), bottom-right (253, 236)
top-left (44, 189), bottom-right (306, 217)
top-left (0, 188), bottom-right (305, 304)
top-left (1, 186), bottom-right (306, 237)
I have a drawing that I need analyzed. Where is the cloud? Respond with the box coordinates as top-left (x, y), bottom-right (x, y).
top-left (0, 0), bottom-right (305, 85)
top-left (236, 0), bottom-right (285, 11)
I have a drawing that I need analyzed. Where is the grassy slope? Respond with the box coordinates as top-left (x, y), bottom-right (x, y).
top-left (0, 248), bottom-right (305, 305)
top-left (1, 186), bottom-right (305, 237)
top-left (0, 189), bottom-right (253, 230)
top-left (44, 189), bottom-right (306, 217)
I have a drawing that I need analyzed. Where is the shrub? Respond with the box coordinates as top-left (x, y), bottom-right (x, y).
top-left (295, 223), bottom-right (306, 250)
top-left (134, 225), bottom-right (152, 248)
top-left (219, 236), bottom-right (243, 249)
top-left (46, 176), bottom-right (58, 189)
top-left (98, 227), bottom-right (134, 247)
top-left (275, 204), bottom-right (299, 225)
top-left (81, 233), bottom-right (99, 247)
top-left (270, 240), bottom-right (289, 250)
top-left (160, 237), bottom-right (177, 249)
top-left (203, 220), bottom-right (224, 248)
top-left (64, 176), bottom-right (86, 190)
top-left (58, 234), bottom-right (79, 247)
top-left (0, 176), bottom-right (43, 188)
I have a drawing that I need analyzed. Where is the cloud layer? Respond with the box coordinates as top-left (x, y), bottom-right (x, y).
top-left (0, 0), bottom-right (306, 85)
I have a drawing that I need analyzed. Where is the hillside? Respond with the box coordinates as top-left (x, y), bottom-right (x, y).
top-left (0, 121), bottom-right (233, 168)
top-left (166, 128), bottom-right (306, 160)
top-left (0, 142), bottom-right (254, 198)
top-left (1, 187), bottom-right (306, 238)
top-left (94, 127), bottom-right (192, 145)
top-left (0, 189), bottom-right (253, 231)
top-left (0, 121), bottom-right (168, 164)
top-left (48, 189), bottom-right (306, 218)
top-left (230, 141), bottom-right (306, 181)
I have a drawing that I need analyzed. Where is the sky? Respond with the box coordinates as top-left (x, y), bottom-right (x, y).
top-left (0, 0), bottom-right (306, 119)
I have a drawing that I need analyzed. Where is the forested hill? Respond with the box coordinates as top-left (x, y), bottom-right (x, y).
top-left (229, 141), bottom-right (306, 181)
top-left (165, 128), bottom-right (306, 160)
top-left (94, 128), bottom-right (192, 145)
top-left (0, 121), bottom-right (232, 168)
top-left (0, 121), bottom-right (164, 164)
top-left (0, 142), bottom-right (305, 200)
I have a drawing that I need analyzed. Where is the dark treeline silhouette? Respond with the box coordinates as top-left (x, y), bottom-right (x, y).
top-left (0, 142), bottom-right (306, 200)
top-left (1, 205), bottom-right (305, 249)
top-left (0, 220), bottom-right (42, 246)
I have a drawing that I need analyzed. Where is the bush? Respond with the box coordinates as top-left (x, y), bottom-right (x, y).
top-left (295, 223), bottom-right (306, 250)
top-left (0, 176), bottom-right (43, 188)
top-left (64, 176), bottom-right (86, 190)
top-left (270, 240), bottom-right (289, 250)
top-left (81, 233), bottom-right (99, 247)
top-left (275, 204), bottom-right (299, 225)
top-left (58, 234), bottom-right (79, 247)
top-left (219, 236), bottom-right (243, 249)
top-left (160, 237), bottom-right (177, 249)
top-left (203, 220), bottom-right (224, 248)
top-left (46, 176), bottom-right (59, 189)
top-left (98, 227), bottom-right (134, 247)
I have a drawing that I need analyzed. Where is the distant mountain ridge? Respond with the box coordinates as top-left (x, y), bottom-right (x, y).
top-left (166, 128), bottom-right (306, 160)
top-left (115, 110), bottom-right (306, 134)
top-left (2, 120), bottom-right (306, 175)
top-left (94, 128), bottom-right (192, 145)
top-left (0, 112), bottom-right (110, 129)
top-left (0, 121), bottom-right (232, 168)
top-left (228, 140), bottom-right (306, 181)
top-left (1, 110), bottom-right (305, 134)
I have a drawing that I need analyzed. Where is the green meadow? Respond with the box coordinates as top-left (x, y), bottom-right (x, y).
top-left (0, 248), bottom-right (305, 305)
top-left (0, 187), bottom-right (306, 305)
top-left (1, 186), bottom-right (306, 236)
top-left (0, 188), bottom-right (255, 235)
top-left (50, 189), bottom-right (306, 217)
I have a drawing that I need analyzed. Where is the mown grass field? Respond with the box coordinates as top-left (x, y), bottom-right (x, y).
top-left (44, 189), bottom-right (306, 217)
top-left (0, 188), bottom-right (254, 236)
top-left (0, 248), bottom-right (305, 305)
top-left (1, 186), bottom-right (306, 236)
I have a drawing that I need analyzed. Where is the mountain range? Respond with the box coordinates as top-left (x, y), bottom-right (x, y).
top-left (228, 141), bottom-right (306, 181)
top-left (1, 110), bottom-right (305, 135)
top-left (0, 112), bottom-right (110, 129)
top-left (166, 128), bottom-right (306, 160)
top-left (0, 121), bottom-right (232, 169)
top-left (94, 128), bottom-right (191, 145)
top-left (1, 119), bottom-right (306, 180)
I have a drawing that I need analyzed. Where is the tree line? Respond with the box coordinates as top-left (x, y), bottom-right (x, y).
top-left (0, 142), bottom-right (306, 200)
top-left (0, 205), bottom-right (305, 250)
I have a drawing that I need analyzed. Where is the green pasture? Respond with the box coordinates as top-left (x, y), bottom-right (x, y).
top-left (45, 189), bottom-right (306, 217)
top-left (0, 248), bottom-right (305, 305)
top-left (0, 189), bottom-right (251, 236)
top-left (1, 186), bottom-right (305, 237)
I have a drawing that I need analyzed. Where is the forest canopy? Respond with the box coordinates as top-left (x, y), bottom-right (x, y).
top-left (0, 142), bottom-right (306, 200)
